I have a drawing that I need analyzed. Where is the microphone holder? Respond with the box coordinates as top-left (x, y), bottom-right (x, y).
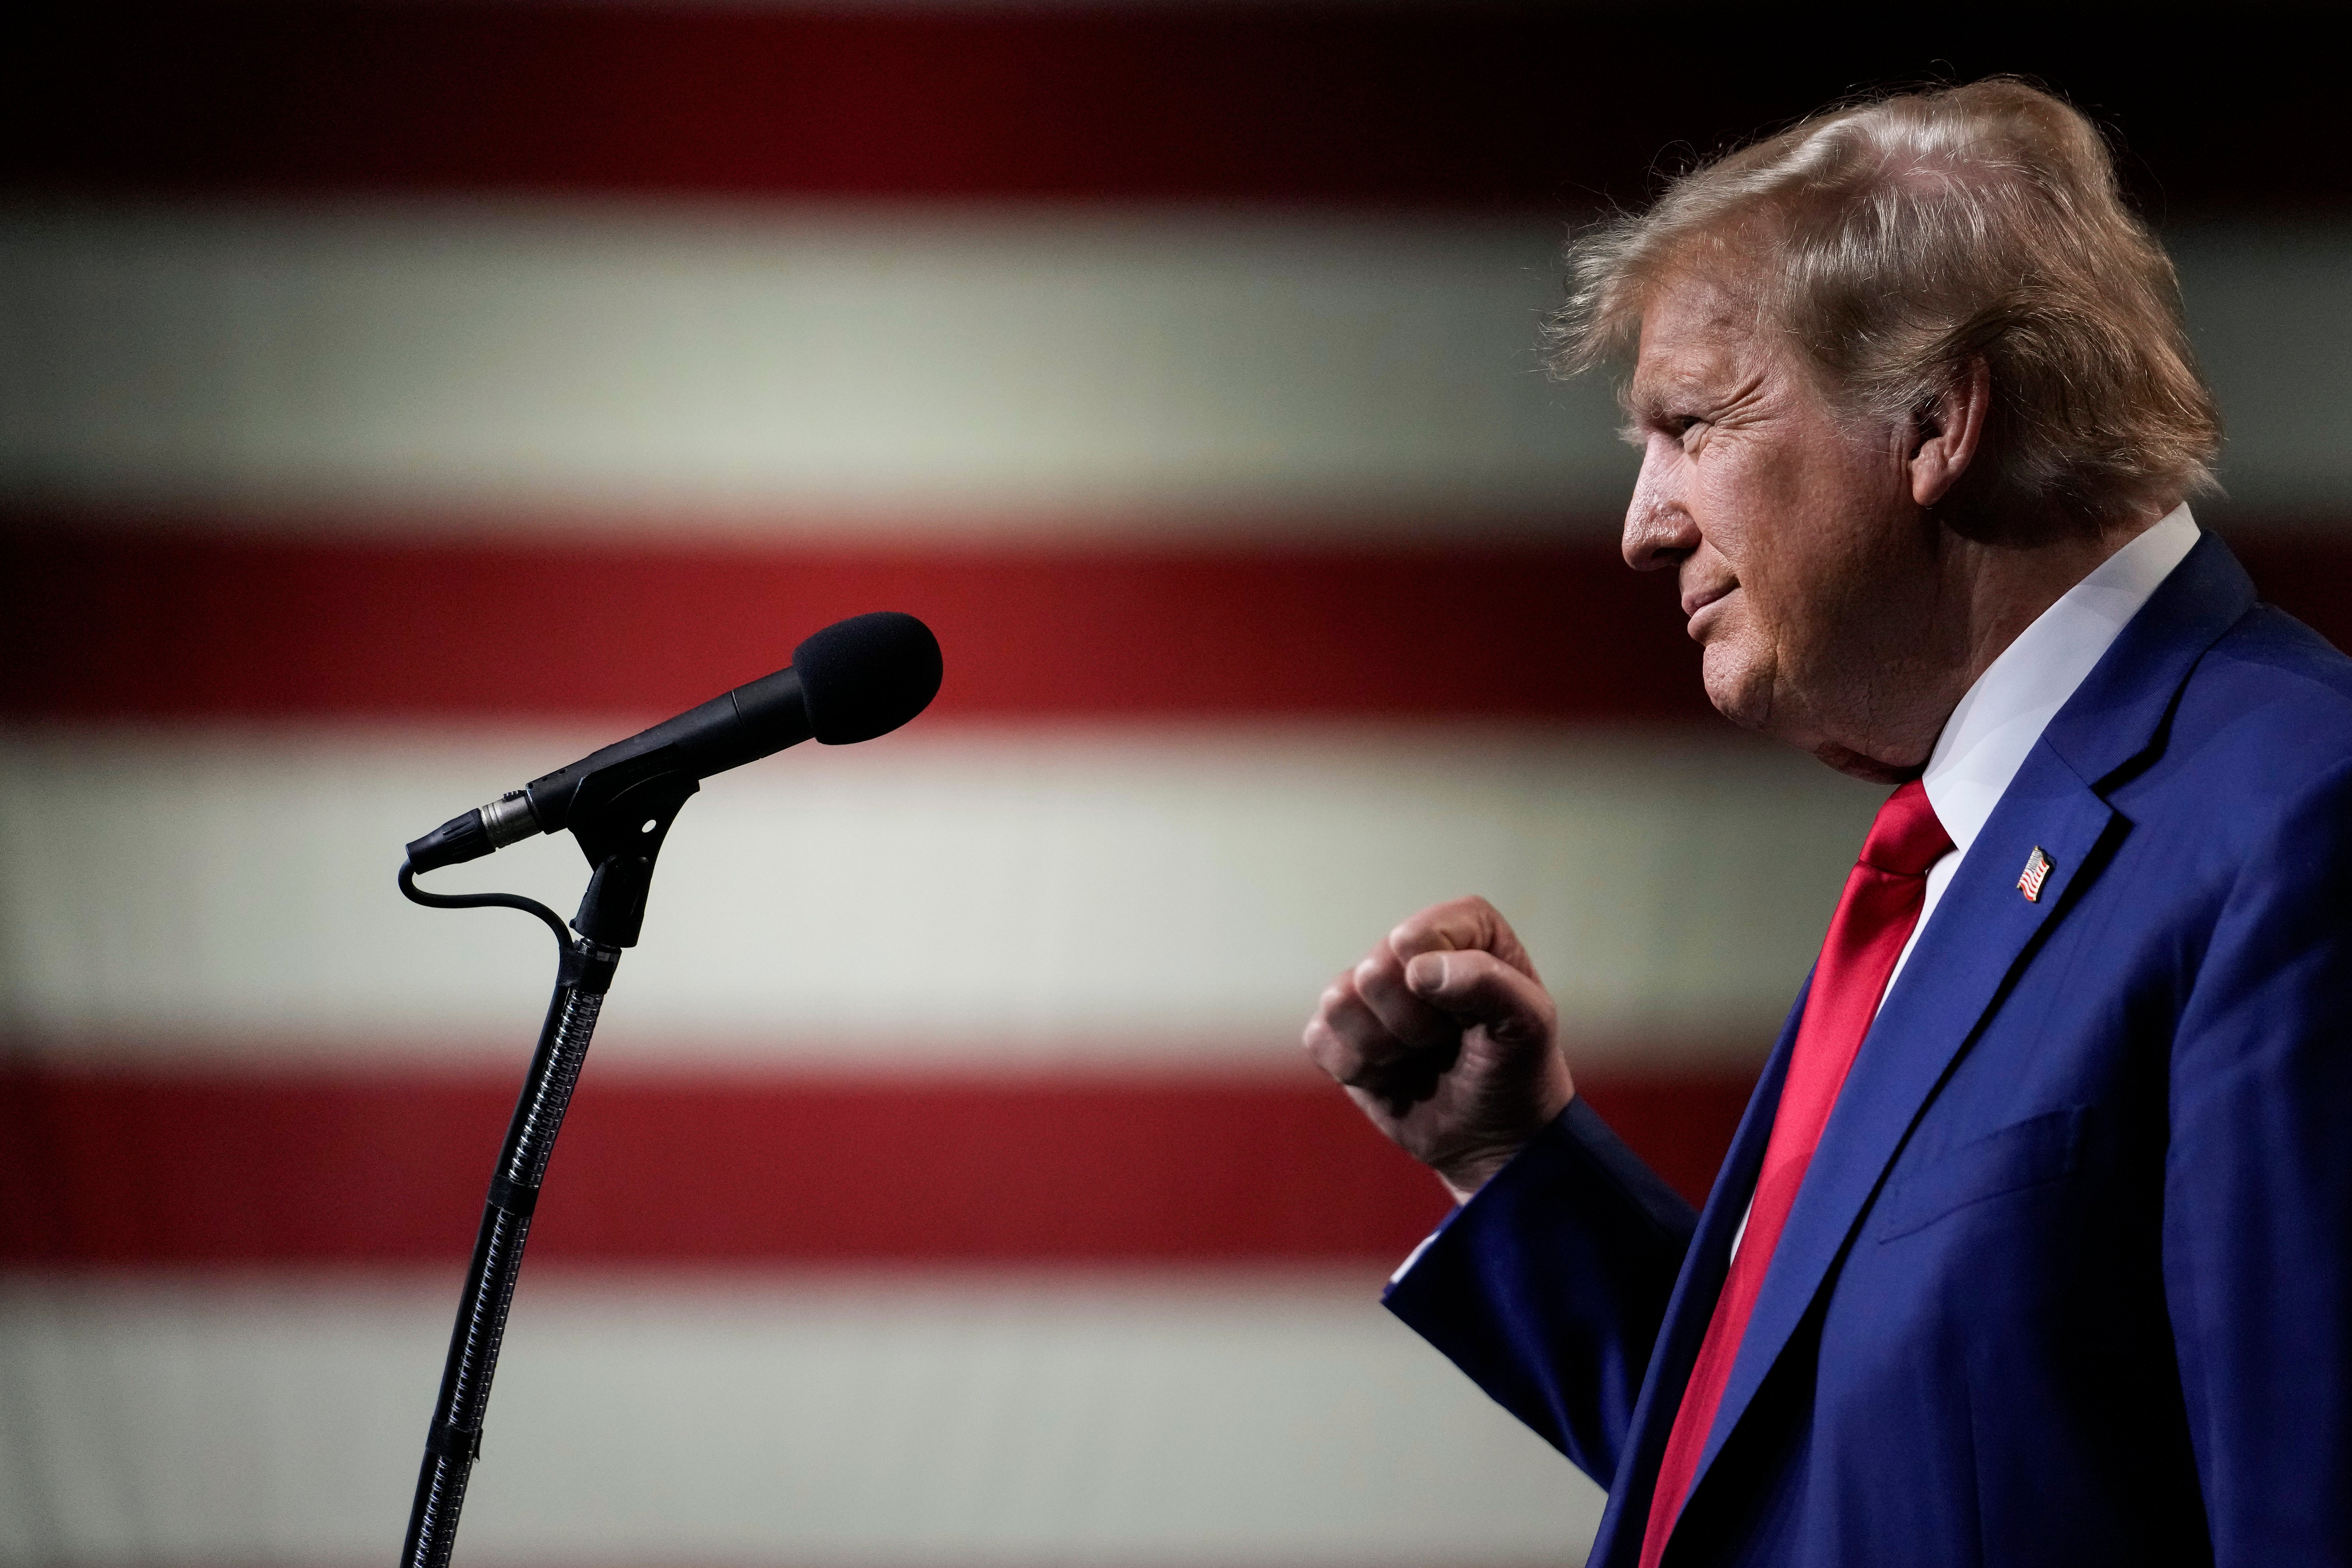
top-left (395, 764), bottom-right (704, 1568)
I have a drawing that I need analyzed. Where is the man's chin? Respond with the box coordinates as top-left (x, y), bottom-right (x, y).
top-left (1699, 650), bottom-right (1774, 734)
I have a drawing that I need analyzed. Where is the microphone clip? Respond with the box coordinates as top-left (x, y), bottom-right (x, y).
top-left (562, 754), bottom-right (703, 948)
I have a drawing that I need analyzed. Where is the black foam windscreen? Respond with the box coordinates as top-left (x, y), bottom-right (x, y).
top-left (793, 611), bottom-right (944, 744)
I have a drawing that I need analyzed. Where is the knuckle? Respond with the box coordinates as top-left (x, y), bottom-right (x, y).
top-left (1389, 901), bottom-right (1448, 947)
top-left (1301, 1027), bottom-right (1353, 1080)
top-left (1354, 965), bottom-right (1404, 1013)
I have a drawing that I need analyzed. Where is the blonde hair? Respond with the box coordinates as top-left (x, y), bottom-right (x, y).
top-left (1548, 78), bottom-right (2222, 532)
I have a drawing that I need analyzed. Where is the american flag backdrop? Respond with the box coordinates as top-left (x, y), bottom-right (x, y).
top-left (4, 8), bottom-right (2350, 1563)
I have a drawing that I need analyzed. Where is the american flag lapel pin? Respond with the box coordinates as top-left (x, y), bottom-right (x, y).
top-left (2017, 846), bottom-right (2053, 902)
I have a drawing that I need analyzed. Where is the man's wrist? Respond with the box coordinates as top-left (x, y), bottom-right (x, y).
top-left (1432, 1094), bottom-right (1578, 1203)
top-left (1436, 1152), bottom-right (1518, 1206)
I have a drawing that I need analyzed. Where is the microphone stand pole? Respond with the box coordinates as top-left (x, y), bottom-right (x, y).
top-left (396, 768), bottom-right (702, 1568)
top-left (397, 929), bottom-right (617, 1562)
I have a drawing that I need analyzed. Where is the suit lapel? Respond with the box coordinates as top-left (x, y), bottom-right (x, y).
top-left (1684, 752), bottom-right (2116, 1489)
top-left (1671, 531), bottom-right (2261, 1513)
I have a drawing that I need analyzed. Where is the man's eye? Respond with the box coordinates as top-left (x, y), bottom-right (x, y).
top-left (1675, 416), bottom-right (1708, 446)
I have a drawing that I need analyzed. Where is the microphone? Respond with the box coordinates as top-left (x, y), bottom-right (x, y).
top-left (404, 610), bottom-right (942, 874)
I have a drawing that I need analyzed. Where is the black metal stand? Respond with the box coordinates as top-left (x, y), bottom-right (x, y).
top-left (396, 931), bottom-right (616, 1568)
top-left (394, 770), bottom-right (704, 1568)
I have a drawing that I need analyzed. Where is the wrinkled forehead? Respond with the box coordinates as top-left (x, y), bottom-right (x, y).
top-left (1623, 269), bottom-right (1776, 415)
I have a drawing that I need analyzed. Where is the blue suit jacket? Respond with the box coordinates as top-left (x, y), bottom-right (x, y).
top-left (1387, 533), bottom-right (2352, 1566)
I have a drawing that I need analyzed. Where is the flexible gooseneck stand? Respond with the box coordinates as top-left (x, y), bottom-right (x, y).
top-left (394, 768), bottom-right (703, 1568)
top-left (387, 609), bottom-right (944, 1568)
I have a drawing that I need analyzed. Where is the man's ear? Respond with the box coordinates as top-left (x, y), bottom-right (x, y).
top-left (1909, 358), bottom-right (1991, 508)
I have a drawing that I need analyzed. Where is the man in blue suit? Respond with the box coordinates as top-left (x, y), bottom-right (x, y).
top-left (1302, 80), bottom-right (2352, 1565)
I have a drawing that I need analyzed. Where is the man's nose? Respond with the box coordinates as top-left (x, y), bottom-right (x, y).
top-left (1622, 436), bottom-right (1698, 572)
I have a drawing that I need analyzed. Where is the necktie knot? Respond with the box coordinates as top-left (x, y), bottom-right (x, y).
top-left (1860, 778), bottom-right (1952, 877)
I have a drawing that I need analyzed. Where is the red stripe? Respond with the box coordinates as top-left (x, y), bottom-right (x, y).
top-left (0, 1063), bottom-right (1755, 1266)
top-left (6, 7), bottom-right (2338, 213)
top-left (0, 520), bottom-right (1711, 723)
top-left (8, 523), bottom-right (2346, 726)
top-left (7, 525), bottom-right (2345, 726)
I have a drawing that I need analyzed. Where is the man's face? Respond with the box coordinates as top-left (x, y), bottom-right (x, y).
top-left (1621, 271), bottom-right (1935, 778)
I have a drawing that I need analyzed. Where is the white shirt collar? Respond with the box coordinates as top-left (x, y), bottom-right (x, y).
top-left (1813, 501), bottom-right (2199, 1256)
top-left (1919, 502), bottom-right (2202, 861)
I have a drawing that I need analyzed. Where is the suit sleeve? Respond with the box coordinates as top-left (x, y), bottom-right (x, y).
top-left (2164, 756), bottom-right (2352, 1563)
top-left (1383, 1098), bottom-right (1697, 1488)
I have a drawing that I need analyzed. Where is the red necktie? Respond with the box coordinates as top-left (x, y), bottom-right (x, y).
top-left (1638, 779), bottom-right (1952, 1567)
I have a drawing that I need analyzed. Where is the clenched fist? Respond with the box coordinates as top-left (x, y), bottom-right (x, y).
top-left (1302, 895), bottom-right (1576, 1203)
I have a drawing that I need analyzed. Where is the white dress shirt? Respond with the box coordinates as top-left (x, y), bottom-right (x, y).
top-left (1397, 503), bottom-right (2203, 1282)
top-left (1888, 501), bottom-right (2201, 991)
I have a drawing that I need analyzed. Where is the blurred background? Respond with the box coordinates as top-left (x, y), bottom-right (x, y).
top-left (3, 4), bottom-right (2347, 1563)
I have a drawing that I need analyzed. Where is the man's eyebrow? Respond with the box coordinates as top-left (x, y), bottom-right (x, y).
top-left (1614, 383), bottom-right (1656, 447)
top-left (1618, 380), bottom-right (1687, 431)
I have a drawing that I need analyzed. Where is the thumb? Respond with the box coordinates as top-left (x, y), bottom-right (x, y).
top-left (1405, 949), bottom-right (1554, 1043)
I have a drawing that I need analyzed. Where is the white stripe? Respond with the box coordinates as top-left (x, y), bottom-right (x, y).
top-left (4, 208), bottom-right (2346, 529)
top-left (0, 724), bottom-right (1879, 1067)
top-left (0, 1270), bottom-right (1603, 1564)
top-left (0, 203), bottom-right (1628, 534)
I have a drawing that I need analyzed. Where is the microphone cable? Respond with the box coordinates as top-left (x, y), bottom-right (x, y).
top-left (396, 860), bottom-right (571, 955)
